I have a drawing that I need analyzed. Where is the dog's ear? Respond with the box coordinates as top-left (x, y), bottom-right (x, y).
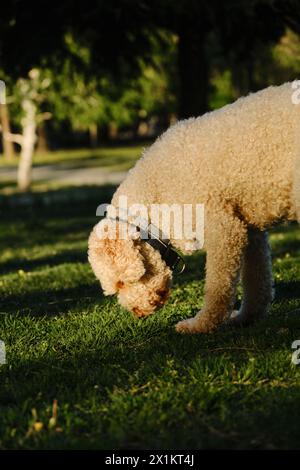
top-left (88, 224), bottom-right (146, 295)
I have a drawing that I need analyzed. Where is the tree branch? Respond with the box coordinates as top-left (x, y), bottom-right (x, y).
top-left (37, 112), bottom-right (52, 122)
top-left (4, 132), bottom-right (23, 145)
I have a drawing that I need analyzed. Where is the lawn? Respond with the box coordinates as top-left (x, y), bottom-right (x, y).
top-left (0, 187), bottom-right (300, 449)
top-left (0, 144), bottom-right (144, 171)
top-left (0, 144), bottom-right (144, 195)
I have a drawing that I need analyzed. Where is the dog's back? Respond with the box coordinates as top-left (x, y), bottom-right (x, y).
top-left (114, 82), bottom-right (300, 228)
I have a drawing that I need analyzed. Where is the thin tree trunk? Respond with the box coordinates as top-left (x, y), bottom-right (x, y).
top-left (89, 123), bottom-right (98, 148)
top-left (0, 104), bottom-right (15, 159)
top-left (36, 123), bottom-right (49, 153)
top-left (17, 99), bottom-right (37, 192)
top-left (108, 122), bottom-right (118, 140)
top-left (177, 16), bottom-right (209, 119)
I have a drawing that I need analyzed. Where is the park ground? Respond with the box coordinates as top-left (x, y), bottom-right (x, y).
top-left (0, 146), bottom-right (300, 449)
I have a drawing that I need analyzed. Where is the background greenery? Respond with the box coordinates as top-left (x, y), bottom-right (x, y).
top-left (1, 0), bottom-right (300, 155)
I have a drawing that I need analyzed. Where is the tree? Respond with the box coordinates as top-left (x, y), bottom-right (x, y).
top-left (6, 69), bottom-right (51, 191)
top-left (0, 103), bottom-right (15, 159)
top-left (1, 0), bottom-right (300, 143)
top-left (0, 1), bottom-right (210, 119)
top-left (0, 75), bottom-right (15, 159)
top-left (211, 0), bottom-right (286, 94)
top-left (46, 30), bottom-right (176, 143)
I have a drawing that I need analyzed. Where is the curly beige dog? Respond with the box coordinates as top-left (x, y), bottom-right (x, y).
top-left (88, 82), bottom-right (300, 333)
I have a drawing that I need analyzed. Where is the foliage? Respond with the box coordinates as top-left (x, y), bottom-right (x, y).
top-left (2, 1), bottom-right (300, 135)
top-left (272, 28), bottom-right (300, 75)
top-left (3, 29), bottom-right (176, 137)
top-left (7, 69), bottom-right (51, 128)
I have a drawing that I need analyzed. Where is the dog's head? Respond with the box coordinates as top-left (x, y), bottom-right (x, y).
top-left (88, 219), bottom-right (172, 317)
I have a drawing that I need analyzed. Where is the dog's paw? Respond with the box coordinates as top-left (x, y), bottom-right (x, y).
top-left (175, 316), bottom-right (211, 334)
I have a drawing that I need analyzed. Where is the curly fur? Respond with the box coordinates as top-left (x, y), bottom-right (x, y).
top-left (88, 220), bottom-right (172, 316)
top-left (88, 82), bottom-right (300, 333)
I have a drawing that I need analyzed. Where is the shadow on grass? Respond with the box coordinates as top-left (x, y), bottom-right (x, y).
top-left (50, 153), bottom-right (138, 171)
top-left (0, 181), bottom-right (16, 190)
top-left (0, 282), bottom-right (104, 317)
top-left (174, 252), bottom-right (206, 284)
top-left (1, 309), bottom-right (300, 449)
top-left (0, 253), bottom-right (207, 317)
top-left (275, 281), bottom-right (300, 301)
top-left (0, 250), bottom-right (87, 276)
top-left (1, 201), bottom-right (300, 448)
top-left (0, 185), bottom-right (117, 254)
top-left (0, 184), bottom-right (116, 211)
top-left (272, 239), bottom-right (300, 257)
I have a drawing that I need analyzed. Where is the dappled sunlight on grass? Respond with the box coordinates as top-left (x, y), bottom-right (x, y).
top-left (0, 144), bottom-right (144, 195)
top-left (0, 202), bottom-right (300, 449)
top-left (0, 143), bottom-right (146, 170)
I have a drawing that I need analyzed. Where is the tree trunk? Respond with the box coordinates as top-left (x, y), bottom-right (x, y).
top-left (108, 122), bottom-right (118, 140)
top-left (17, 99), bottom-right (37, 192)
top-left (36, 123), bottom-right (49, 153)
top-left (89, 123), bottom-right (98, 148)
top-left (177, 16), bottom-right (209, 119)
top-left (0, 104), bottom-right (15, 159)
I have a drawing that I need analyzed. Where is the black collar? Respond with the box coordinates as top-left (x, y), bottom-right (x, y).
top-left (107, 215), bottom-right (186, 274)
top-left (139, 227), bottom-right (186, 274)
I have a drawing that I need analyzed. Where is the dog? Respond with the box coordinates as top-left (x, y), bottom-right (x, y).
top-left (88, 82), bottom-right (300, 333)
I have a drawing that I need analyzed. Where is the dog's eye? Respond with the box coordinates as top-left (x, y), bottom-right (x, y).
top-left (156, 288), bottom-right (168, 299)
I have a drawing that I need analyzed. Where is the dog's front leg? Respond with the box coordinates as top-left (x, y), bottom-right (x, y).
top-left (176, 206), bottom-right (248, 333)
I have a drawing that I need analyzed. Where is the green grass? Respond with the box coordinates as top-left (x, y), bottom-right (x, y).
top-left (0, 144), bottom-right (144, 195)
top-left (0, 144), bottom-right (144, 171)
top-left (1, 192), bottom-right (300, 449)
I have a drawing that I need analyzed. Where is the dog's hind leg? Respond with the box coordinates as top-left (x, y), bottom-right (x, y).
top-left (229, 229), bottom-right (274, 326)
top-left (176, 205), bottom-right (248, 333)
